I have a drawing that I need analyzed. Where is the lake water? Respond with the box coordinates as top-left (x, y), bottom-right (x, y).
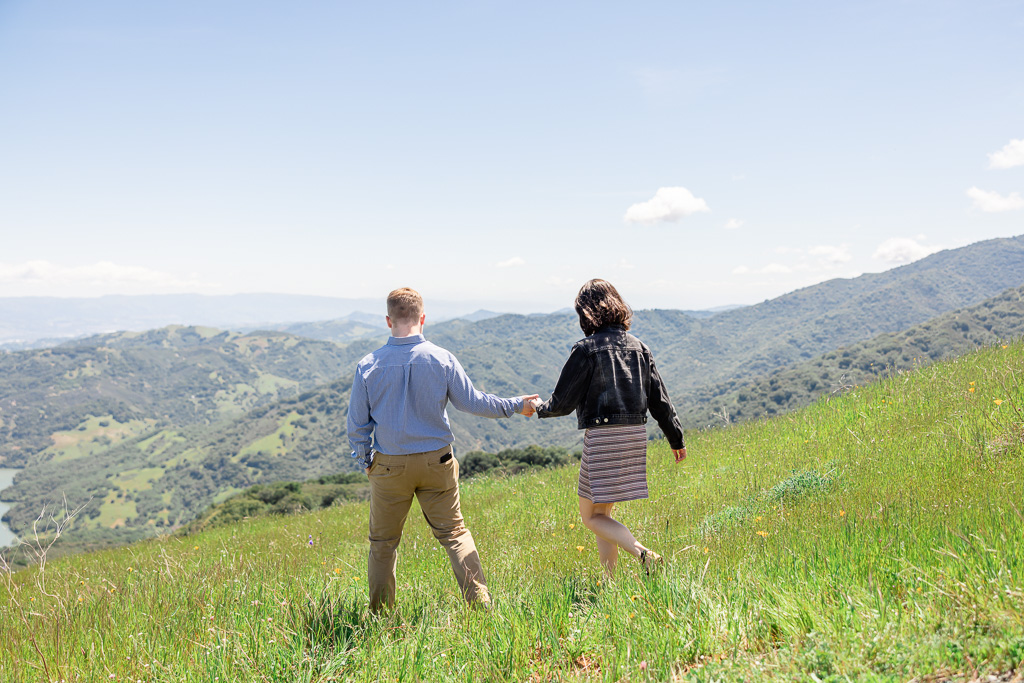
top-left (0, 468), bottom-right (19, 548)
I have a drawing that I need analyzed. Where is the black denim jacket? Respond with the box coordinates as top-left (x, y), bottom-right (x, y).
top-left (536, 324), bottom-right (684, 449)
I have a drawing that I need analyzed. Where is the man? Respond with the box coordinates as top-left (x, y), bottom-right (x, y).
top-left (347, 287), bottom-right (538, 612)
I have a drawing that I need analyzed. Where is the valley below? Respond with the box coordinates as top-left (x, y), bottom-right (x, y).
top-left (0, 468), bottom-right (18, 548)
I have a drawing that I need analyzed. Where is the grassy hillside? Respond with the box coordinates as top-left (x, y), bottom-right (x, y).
top-left (682, 282), bottom-right (1024, 427)
top-left (2, 340), bottom-right (1021, 681)
top-left (182, 445), bottom-right (577, 536)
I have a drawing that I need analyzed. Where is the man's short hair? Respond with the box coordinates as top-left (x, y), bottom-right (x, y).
top-left (386, 287), bottom-right (424, 324)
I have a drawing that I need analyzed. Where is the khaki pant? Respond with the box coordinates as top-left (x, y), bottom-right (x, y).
top-left (367, 445), bottom-right (489, 612)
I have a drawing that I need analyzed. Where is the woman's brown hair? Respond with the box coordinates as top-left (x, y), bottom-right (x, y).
top-left (575, 279), bottom-right (632, 336)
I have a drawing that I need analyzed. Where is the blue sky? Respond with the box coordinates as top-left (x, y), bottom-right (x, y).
top-left (0, 1), bottom-right (1022, 312)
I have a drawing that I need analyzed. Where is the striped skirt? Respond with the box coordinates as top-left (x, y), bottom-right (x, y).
top-left (577, 424), bottom-right (649, 503)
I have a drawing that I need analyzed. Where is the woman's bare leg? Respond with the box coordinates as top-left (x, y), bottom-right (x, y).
top-left (595, 532), bottom-right (618, 575)
top-left (579, 497), bottom-right (650, 575)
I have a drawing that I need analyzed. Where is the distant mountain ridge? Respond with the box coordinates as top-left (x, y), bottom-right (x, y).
top-left (0, 294), bottom-right (530, 347)
top-left (407, 235), bottom-right (1024, 447)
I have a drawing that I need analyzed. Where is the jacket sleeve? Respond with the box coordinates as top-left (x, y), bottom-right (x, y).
top-left (647, 353), bottom-right (685, 449)
top-left (536, 342), bottom-right (593, 419)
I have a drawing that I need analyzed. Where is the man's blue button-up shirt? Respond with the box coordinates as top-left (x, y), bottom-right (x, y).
top-left (347, 334), bottom-right (523, 466)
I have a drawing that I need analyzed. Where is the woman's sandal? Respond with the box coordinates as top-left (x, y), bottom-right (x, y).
top-left (639, 549), bottom-right (664, 575)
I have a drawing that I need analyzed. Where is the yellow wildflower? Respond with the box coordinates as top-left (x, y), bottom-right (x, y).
top-left (569, 524), bottom-right (575, 529)
top-left (757, 530), bottom-right (768, 537)
top-left (994, 399), bottom-right (1004, 405)
top-left (840, 510), bottom-right (846, 517)
top-left (969, 388), bottom-right (975, 393)
top-left (576, 545), bottom-right (585, 552)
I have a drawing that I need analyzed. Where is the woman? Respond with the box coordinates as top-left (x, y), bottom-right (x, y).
top-left (529, 279), bottom-right (687, 576)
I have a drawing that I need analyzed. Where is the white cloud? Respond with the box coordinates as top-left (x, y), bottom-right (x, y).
top-left (614, 258), bottom-right (635, 270)
top-left (624, 187), bottom-right (710, 224)
top-left (735, 243), bottom-right (852, 277)
top-left (732, 263), bottom-right (792, 275)
top-left (495, 256), bottom-right (526, 268)
top-left (0, 260), bottom-right (210, 295)
top-left (967, 186), bottom-right (1024, 212)
top-left (724, 218), bottom-right (744, 230)
top-left (871, 237), bottom-right (942, 265)
top-left (545, 275), bottom-right (576, 287)
top-left (808, 244), bottom-right (852, 264)
top-left (988, 139), bottom-right (1024, 169)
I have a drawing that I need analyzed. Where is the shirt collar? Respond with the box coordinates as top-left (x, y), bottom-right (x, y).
top-left (387, 334), bottom-right (426, 346)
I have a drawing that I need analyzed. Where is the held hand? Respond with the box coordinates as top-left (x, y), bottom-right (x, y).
top-left (518, 394), bottom-right (541, 417)
top-left (673, 447), bottom-right (687, 464)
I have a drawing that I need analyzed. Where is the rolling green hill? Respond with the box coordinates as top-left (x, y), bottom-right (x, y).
top-left (0, 378), bottom-right (356, 556)
top-left (682, 282), bottom-right (1024, 426)
top-left (2, 235), bottom-right (1024, 554)
top-left (410, 235), bottom-right (1024, 451)
top-left (0, 325), bottom-right (363, 469)
top-left (2, 339), bottom-right (1021, 681)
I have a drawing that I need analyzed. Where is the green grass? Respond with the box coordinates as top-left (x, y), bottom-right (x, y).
top-left (43, 415), bottom-right (154, 463)
top-left (2, 342), bottom-right (1023, 681)
top-left (234, 411), bottom-right (304, 461)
